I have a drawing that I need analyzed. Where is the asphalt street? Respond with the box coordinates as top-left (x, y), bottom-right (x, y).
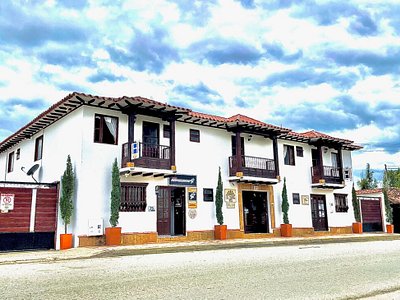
top-left (2, 240), bottom-right (400, 299)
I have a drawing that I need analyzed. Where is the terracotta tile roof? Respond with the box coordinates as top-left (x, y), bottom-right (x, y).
top-left (300, 130), bottom-right (354, 144)
top-left (188, 111), bottom-right (226, 123)
top-left (0, 92), bottom-right (189, 152)
top-left (356, 188), bottom-right (383, 195)
top-left (356, 188), bottom-right (400, 204)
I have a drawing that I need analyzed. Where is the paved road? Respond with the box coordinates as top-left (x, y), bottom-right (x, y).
top-left (2, 240), bottom-right (400, 299)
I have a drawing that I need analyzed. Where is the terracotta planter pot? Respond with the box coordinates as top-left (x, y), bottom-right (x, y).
top-left (352, 222), bottom-right (363, 234)
top-left (214, 225), bottom-right (227, 240)
top-left (280, 223), bottom-right (292, 237)
top-left (386, 224), bottom-right (394, 234)
top-left (105, 227), bottom-right (121, 246)
top-left (60, 233), bottom-right (73, 250)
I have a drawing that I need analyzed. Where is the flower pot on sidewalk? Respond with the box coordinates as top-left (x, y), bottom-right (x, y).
top-left (60, 233), bottom-right (73, 250)
top-left (214, 225), bottom-right (227, 240)
top-left (386, 224), bottom-right (394, 233)
top-left (352, 222), bottom-right (363, 234)
top-left (105, 227), bottom-right (121, 246)
top-left (280, 224), bottom-right (292, 237)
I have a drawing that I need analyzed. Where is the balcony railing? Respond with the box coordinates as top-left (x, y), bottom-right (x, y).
top-left (122, 142), bottom-right (171, 170)
top-left (311, 165), bottom-right (343, 184)
top-left (229, 155), bottom-right (276, 178)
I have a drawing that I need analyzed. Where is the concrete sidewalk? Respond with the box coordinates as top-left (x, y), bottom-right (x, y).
top-left (1, 233), bottom-right (399, 265)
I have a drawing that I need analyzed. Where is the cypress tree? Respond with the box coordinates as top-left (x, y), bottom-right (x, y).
top-left (216, 167), bottom-right (224, 225)
top-left (60, 155), bottom-right (74, 234)
top-left (110, 158), bottom-right (121, 227)
top-left (281, 177), bottom-right (289, 224)
top-left (384, 189), bottom-right (393, 224)
top-left (352, 184), bottom-right (361, 222)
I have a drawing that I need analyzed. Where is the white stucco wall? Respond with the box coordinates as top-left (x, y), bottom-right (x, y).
top-left (0, 102), bottom-right (361, 246)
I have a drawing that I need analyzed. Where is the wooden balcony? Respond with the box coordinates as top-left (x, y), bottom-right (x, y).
top-left (229, 155), bottom-right (276, 178)
top-left (121, 142), bottom-right (171, 170)
top-left (311, 165), bottom-right (343, 184)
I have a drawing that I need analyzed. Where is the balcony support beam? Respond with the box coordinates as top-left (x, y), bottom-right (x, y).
top-left (169, 119), bottom-right (176, 168)
top-left (336, 146), bottom-right (344, 182)
top-left (272, 136), bottom-right (279, 178)
top-left (235, 131), bottom-right (243, 174)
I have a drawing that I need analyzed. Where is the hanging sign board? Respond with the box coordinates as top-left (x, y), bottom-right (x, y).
top-left (131, 142), bottom-right (139, 160)
top-left (169, 175), bottom-right (197, 187)
top-left (1, 194), bottom-right (14, 212)
top-left (188, 187), bottom-right (197, 208)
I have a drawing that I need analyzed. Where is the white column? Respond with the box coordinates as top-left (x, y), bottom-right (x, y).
top-left (29, 189), bottom-right (37, 232)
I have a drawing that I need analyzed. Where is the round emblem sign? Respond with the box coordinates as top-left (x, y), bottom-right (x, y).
top-left (188, 209), bottom-right (197, 219)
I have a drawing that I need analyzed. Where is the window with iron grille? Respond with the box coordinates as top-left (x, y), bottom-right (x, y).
top-left (120, 183), bottom-right (148, 212)
top-left (334, 194), bottom-right (348, 212)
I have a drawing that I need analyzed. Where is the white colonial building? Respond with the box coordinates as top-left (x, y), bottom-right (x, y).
top-left (0, 92), bottom-right (362, 249)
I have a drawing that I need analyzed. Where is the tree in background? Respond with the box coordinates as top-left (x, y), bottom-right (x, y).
top-left (352, 184), bottom-right (361, 222)
top-left (357, 163), bottom-right (378, 190)
top-left (383, 166), bottom-right (400, 189)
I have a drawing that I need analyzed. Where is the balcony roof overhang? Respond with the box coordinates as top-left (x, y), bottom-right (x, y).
top-left (120, 166), bottom-right (177, 178)
top-left (228, 175), bottom-right (279, 185)
top-left (311, 182), bottom-right (346, 190)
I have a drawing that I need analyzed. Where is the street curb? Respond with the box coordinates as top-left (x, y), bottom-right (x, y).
top-left (91, 235), bottom-right (400, 259)
top-left (1, 235), bottom-right (400, 265)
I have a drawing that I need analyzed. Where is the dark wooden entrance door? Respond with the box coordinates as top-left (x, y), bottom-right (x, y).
top-left (157, 187), bottom-right (185, 236)
top-left (157, 187), bottom-right (171, 235)
top-left (172, 188), bottom-right (185, 235)
top-left (242, 191), bottom-right (269, 233)
top-left (142, 122), bottom-right (159, 158)
top-left (311, 195), bottom-right (328, 231)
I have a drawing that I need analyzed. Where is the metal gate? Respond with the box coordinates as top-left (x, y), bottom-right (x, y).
top-left (0, 182), bottom-right (58, 251)
top-left (358, 196), bottom-right (383, 232)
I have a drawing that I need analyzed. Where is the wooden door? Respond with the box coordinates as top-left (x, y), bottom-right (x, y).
top-left (311, 195), bottom-right (328, 231)
top-left (360, 197), bottom-right (382, 232)
top-left (157, 187), bottom-right (171, 236)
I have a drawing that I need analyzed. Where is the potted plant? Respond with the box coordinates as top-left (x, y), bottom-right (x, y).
top-left (214, 167), bottom-right (227, 240)
top-left (105, 158), bottom-right (122, 245)
top-left (280, 177), bottom-right (292, 237)
top-left (384, 189), bottom-right (394, 233)
top-left (352, 184), bottom-right (362, 233)
top-left (60, 155), bottom-right (74, 250)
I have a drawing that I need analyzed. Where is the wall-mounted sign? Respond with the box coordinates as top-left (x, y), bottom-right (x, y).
top-left (0, 194), bottom-right (14, 212)
top-left (188, 209), bottom-right (197, 219)
top-left (169, 175), bottom-right (197, 187)
top-left (188, 187), bottom-right (197, 208)
top-left (301, 195), bottom-right (309, 205)
top-left (224, 189), bottom-right (237, 209)
top-left (131, 142), bottom-right (139, 160)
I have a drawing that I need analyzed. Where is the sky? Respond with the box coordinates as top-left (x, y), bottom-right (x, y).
top-left (0, 0), bottom-right (399, 184)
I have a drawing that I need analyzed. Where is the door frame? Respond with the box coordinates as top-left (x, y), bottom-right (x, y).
top-left (310, 194), bottom-right (328, 231)
top-left (242, 190), bottom-right (270, 233)
top-left (156, 186), bottom-right (186, 236)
